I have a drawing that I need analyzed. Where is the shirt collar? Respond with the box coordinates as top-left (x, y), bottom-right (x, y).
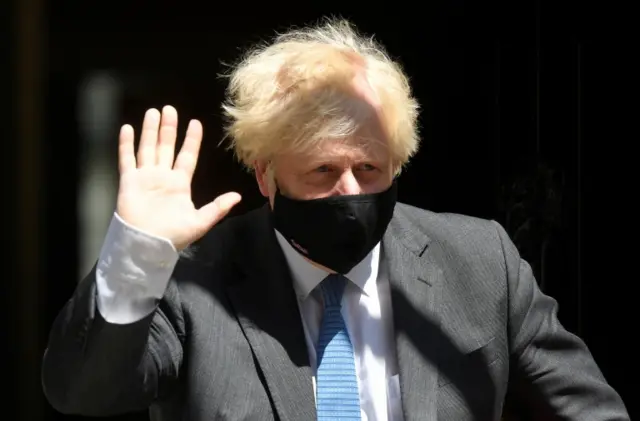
top-left (274, 229), bottom-right (380, 300)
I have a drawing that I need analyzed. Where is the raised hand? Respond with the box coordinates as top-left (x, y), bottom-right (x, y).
top-left (116, 105), bottom-right (241, 251)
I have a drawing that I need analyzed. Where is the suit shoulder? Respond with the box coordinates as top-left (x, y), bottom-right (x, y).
top-left (395, 202), bottom-right (500, 234)
top-left (394, 202), bottom-right (505, 252)
top-left (179, 205), bottom-right (266, 264)
top-left (394, 204), bottom-right (514, 295)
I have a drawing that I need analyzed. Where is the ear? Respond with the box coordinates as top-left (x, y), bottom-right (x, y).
top-left (254, 160), bottom-right (270, 197)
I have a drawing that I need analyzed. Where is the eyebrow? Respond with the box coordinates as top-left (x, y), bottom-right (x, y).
top-left (302, 156), bottom-right (387, 169)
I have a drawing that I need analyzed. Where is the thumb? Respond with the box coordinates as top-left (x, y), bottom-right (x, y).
top-left (196, 192), bottom-right (242, 231)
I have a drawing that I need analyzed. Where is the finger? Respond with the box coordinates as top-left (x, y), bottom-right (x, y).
top-left (118, 124), bottom-right (136, 173)
top-left (137, 108), bottom-right (161, 167)
top-left (173, 119), bottom-right (203, 177)
top-left (157, 105), bottom-right (178, 167)
top-left (196, 192), bottom-right (242, 232)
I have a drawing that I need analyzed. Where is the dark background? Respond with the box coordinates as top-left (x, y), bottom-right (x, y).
top-left (3, 0), bottom-right (633, 419)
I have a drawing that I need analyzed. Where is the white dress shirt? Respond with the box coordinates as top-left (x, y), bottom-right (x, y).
top-left (95, 212), bottom-right (404, 421)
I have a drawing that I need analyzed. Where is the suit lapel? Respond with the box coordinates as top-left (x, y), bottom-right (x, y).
top-left (383, 208), bottom-right (443, 421)
top-left (226, 205), bottom-right (316, 421)
top-left (224, 204), bottom-right (444, 421)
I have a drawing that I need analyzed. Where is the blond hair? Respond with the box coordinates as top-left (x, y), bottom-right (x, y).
top-left (221, 18), bottom-right (420, 173)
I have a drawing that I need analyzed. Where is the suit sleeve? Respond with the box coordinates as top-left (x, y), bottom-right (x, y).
top-left (493, 221), bottom-right (630, 420)
top-left (41, 214), bottom-right (186, 416)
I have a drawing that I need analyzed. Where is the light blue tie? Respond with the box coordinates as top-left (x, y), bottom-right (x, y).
top-left (316, 274), bottom-right (361, 421)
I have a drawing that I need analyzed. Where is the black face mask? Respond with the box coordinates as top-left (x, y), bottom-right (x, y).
top-left (272, 181), bottom-right (398, 274)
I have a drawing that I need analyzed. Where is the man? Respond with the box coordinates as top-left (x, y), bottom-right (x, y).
top-left (41, 19), bottom-right (628, 421)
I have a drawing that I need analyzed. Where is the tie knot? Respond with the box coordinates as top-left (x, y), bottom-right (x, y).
top-left (320, 274), bottom-right (347, 308)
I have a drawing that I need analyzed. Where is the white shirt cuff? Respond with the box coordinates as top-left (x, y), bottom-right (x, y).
top-left (95, 212), bottom-right (179, 324)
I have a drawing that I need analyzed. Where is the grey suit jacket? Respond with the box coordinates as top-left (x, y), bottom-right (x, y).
top-left (41, 203), bottom-right (629, 421)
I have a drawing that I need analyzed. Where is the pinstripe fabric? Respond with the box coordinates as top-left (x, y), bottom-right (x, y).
top-left (315, 274), bottom-right (361, 421)
top-left (41, 203), bottom-right (630, 421)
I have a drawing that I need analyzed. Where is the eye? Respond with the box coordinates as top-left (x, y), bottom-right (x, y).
top-left (357, 163), bottom-right (377, 171)
top-left (314, 165), bottom-right (332, 173)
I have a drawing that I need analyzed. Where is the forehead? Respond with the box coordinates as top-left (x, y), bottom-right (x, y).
top-left (291, 134), bottom-right (392, 165)
top-left (320, 136), bottom-right (389, 161)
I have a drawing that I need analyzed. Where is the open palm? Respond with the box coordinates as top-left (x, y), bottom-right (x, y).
top-left (117, 106), bottom-right (241, 251)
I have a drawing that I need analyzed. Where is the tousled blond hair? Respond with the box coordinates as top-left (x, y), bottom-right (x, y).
top-left (221, 18), bottom-right (420, 173)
